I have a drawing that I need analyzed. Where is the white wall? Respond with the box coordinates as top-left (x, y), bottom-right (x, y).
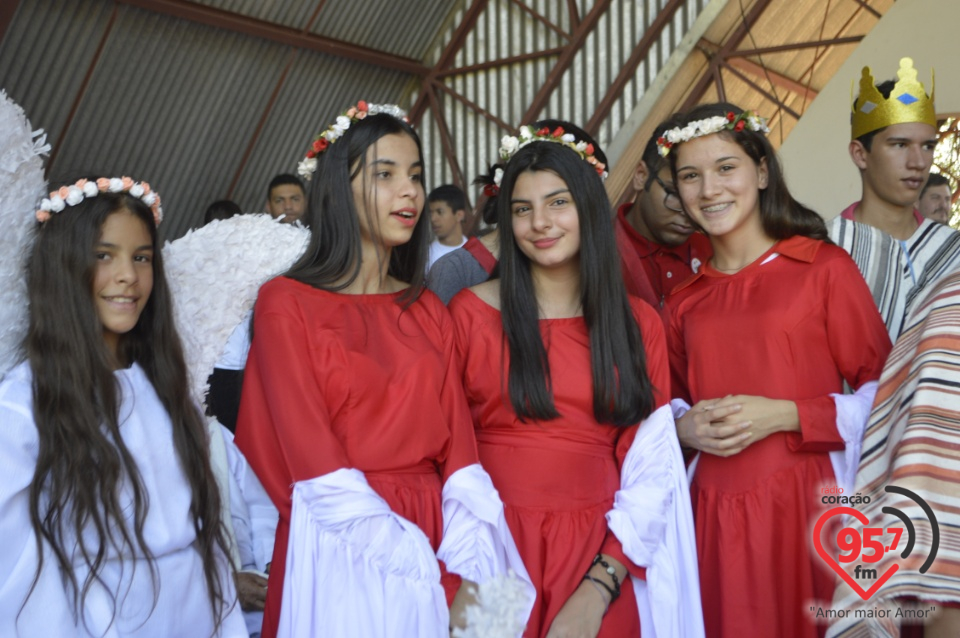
top-left (778, 0), bottom-right (959, 219)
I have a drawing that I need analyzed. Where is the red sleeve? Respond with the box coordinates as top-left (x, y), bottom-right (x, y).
top-left (787, 251), bottom-right (892, 452)
top-left (422, 293), bottom-right (479, 601)
top-left (425, 292), bottom-right (480, 482)
top-left (599, 299), bottom-right (668, 581)
top-left (667, 297), bottom-right (692, 405)
top-left (234, 280), bottom-right (351, 521)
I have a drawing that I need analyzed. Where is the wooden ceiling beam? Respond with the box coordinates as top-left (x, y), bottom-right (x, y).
top-left (725, 57), bottom-right (818, 102)
top-left (680, 0), bottom-right (776, 112)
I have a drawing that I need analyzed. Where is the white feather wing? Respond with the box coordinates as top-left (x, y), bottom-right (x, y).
top-left (163, 214), bottom-right (309, 406)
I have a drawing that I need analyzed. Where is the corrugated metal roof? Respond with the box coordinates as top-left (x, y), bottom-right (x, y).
top-left (0, 0), bottom-right (428, 239)
top-left (417, 0), bottom-right (711, 207)
top-left (309, 0), bottom-right (452, 60)
top-left (0, 0), bottom-right (892, 238)
top-left (196, 0), bottom-right (317, 30)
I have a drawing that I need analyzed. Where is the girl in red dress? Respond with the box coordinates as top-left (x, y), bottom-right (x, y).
top-left (235, 102), bottom-right (528, 638)
top-left (664, 103), bottom-right (892, 638)
top-left (450, 124), bottom-right (703, 638)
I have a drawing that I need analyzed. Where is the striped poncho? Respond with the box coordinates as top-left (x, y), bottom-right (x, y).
top-left (829, 213), bottom-right (960, 340)
top-left (827, 270), bottom-right (960, 637)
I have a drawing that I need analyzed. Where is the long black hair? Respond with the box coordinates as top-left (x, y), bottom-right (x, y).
top-left (286, 113), bottom-right (429, 304)
top-left (498, 137), bottom-right (655, 426)
top-left (669, 102), bottom-right (828, 241)
top-left (24, 191), bottom-right (231, 632)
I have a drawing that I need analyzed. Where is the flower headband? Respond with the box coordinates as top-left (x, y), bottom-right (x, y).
top-left (656, 110), bottom-right (770, 157)
top-left (36, 177), bottom-right (163, 225)
top-left (297, 100), bottom-right (409, 180)
top-left (496, 125), bottom-right (608, 185)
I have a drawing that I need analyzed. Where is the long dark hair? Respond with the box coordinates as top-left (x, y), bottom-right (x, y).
top-left (498, 139), bottom-right (655, 426)
top-left (669, 102), bottom-right (828, 241)
top-left (286, 113), bottom-right (429, 304)
top-left (24, 191), bottom-right (231, 632)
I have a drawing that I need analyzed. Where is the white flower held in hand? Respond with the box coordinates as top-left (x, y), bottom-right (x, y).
top-left (452, 572), bottom-right (531, 638)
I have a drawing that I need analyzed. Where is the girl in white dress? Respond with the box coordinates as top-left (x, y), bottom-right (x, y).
top-left (0, 180), bottom-right (245, 636)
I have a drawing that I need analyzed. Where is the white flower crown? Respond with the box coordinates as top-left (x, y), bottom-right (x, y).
top-left (297, 100), bottom-right (409, 180)
top-left (656, 110), bottom-right (770, 157)
top-left (496, 124), bottom-right (608, 185)
top-left (37, 177), bottom-right (163, 225)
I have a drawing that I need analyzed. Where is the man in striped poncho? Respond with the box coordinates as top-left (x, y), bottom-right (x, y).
top-left (827, 269), bottom-right (960, 637)
top-left (828, 58), bottom-right (960, 341)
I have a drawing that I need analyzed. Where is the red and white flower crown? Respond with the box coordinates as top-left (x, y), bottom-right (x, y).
top-left (297, 100), bottom-right (409, 180)
top-left (656, 110), bottom-right (769, 157)
top-left (496, 125), bottom-right (607, 184)
top-left (36, 177), bottom-right (163, 225)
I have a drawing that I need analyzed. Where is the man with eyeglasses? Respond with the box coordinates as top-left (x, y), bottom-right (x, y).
top-left (615, 119), bottom-right (712, 316)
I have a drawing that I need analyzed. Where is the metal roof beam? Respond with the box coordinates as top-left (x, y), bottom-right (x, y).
top-left (585, 0), bottom-right (685, 135)
top-left (0, 0), bottom-right (22, 44)
top-left (427, 88), bottom-right (467, 191)
top-left (434, 82), bottom-right (516, 132)
top-left (508, 0), bottom-right (570, 39)
top-left (437, 48), bottom-right (564, 78)
top-left (410, 0), bottom-right (491, 122)
top-left (48, 5), bottom-right (120, 172)
top-left (115, 0), bottom-right (428, 76)
top-left (521, 0), bottom-right (613, 125)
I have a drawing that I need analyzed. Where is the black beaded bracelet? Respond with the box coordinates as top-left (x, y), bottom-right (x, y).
top-left (587, 554), bottom-right (621, 602)
top-left (582, 574), bottom-right (616, 604)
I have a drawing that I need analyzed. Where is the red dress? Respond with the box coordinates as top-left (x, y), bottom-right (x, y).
top-left (667, 236), bottom-right (891, 638)
top-left (234, 277), bottom-right (479, 638)
top-left (449, 290), bottom-right (670, 638)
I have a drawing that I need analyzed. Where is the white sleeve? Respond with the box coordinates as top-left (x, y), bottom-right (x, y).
top-left (0, 380), bottom-right (76, 637)
top-left (606, 404), bottom-right (705, 638)
top-left (222, 427), bottom-right (278, 572)
top-left (829, 381), bottom-right (878, 494)
top-left (437, 463), bottom-right (535, 628)
top-left (278, 468), bottom-right (448, 638)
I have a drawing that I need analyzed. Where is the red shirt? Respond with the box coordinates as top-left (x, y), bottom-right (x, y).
top-left (615, 203), bottom-right (712, 308)
top-left (839, 201), bottom-right (925, 226)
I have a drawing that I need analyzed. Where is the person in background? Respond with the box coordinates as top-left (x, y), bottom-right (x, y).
top-left (204, 199), bottom-right (244, 225)
top-left (265, 174), bottom-right (306, 225)
top-left (917, 172), bottom-right (952, 225)
top-left (614, 116), bottom-right (712, 317)
top-left (427, 184), bottom-right (468, 270)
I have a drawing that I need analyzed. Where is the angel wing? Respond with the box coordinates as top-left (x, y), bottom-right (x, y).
top-left (0, 91), bottom-right (49, 382)
top-left (163, 214), bottom-right (309, 407)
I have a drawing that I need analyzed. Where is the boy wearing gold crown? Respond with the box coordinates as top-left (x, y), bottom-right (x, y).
top-left (828, 57), bottom-right (960, 341)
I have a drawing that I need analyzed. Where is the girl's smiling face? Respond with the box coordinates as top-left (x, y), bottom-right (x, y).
top-left (510, 169), bottom-right (581, 274)
top-left (92, 208), bottom-right (154, 359)
top-left (674, 133), bottom-right (768, 239)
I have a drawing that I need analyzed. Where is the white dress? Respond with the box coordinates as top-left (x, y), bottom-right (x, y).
top-left (0, 361), bottom-right (247, 637)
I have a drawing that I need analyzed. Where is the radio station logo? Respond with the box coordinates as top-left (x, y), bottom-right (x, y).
top-left (813, 485), bottom-right (939, 601)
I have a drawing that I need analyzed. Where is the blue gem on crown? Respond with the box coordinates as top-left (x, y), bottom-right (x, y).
top-left (897, 93), bottom-right (919, 105)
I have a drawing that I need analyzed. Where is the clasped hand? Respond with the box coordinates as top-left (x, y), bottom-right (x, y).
top-left (676, 395), bottom-right (799, 457)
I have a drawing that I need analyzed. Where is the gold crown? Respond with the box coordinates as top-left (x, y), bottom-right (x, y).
top-left (851, 57), bottom-right (936, 140)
